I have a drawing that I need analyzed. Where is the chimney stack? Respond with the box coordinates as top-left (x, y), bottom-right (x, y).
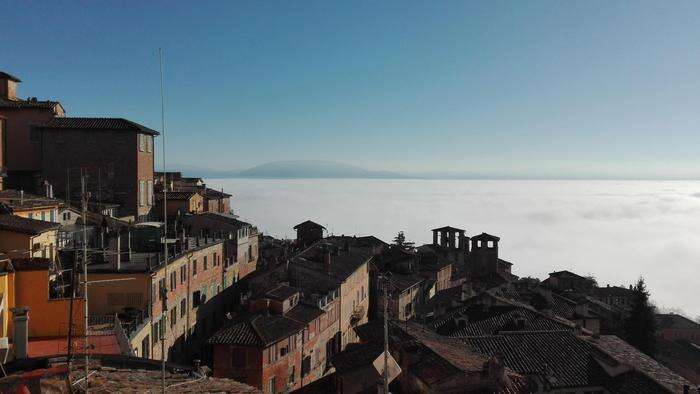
top-left (0, 72), bottom-right (20, 100)
top-left (11, 307), bottom-right (30, 359)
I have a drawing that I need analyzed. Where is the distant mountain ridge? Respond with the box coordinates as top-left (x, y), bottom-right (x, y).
top-left (236, 160), bottom-right (404, 179)
top-left (164, 160), bottom-right (693, 180)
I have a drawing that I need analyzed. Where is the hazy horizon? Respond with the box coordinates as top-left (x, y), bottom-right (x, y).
top-left (170, 160), bottom-right (700, 181)
top-left (208, 178), bottom-right (700, 319)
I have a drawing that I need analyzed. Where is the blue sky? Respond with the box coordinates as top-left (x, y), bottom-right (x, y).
top-left (4, 1), bottom-right (700, 177)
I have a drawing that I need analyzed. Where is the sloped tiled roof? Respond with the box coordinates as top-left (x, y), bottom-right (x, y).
top-left (202, 188), bottom-right (232, 199)
top-left (325, 235), bottom-right (387, 248)
top-left (293, 220), bottom-right (325, 230)
top-left (264, 284), bottom-right (299, 301)
top-left (586, 335), bottom-right (693, 393)
top-left (431, 225), bottom-right (465, 232)
top-left (293, 242), bottom-right (373, 284)
top-left (472, 232), bottom-right (500, 242)
top-left (549, 270), bottom-right (588, 279)
top-left (285, 304), bottom-right (324, 324)
top-left (0, 98), bottom-right (61, 110)
top-left (447, 306), bottom-right (575, 337)
top-left (207, 314), bottom-right (305, 347)
top-left (0, 214), bottom-right (60, 235)
top-left (40, 117), bottom-right (159, 135)
top-left (184, 212), bottom-right (250, 231)
top-left (549, 292), bottom-right (578, 318)
top-left (655, 313), bottom-right (700, 330)
top-left (0, 190), bottom-right (62, 210)
top-left (0, 71), bottom-right (21, 82)
top-left (464, 331), bottom-right (604, 389)
top-left (155, 191), bottom-right (199, 201)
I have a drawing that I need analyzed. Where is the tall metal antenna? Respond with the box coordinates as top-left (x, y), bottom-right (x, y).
top-left (158, 47), bottom-right (169, 394)
top-left (81, 171), bottom-right (90, 391)
top-left (383, 276), bottom-right (389, 394)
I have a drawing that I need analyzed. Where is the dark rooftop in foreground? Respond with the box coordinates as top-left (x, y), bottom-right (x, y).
top-left (461, 330), bottom-right (691, 393)
top-left (39, 117), bottom-right (159, 135)
top-left (0, 355), bottom-right (261, 393)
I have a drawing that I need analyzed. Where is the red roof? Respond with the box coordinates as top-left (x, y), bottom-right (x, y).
top-left (27, 334), bottom-right (122, 358)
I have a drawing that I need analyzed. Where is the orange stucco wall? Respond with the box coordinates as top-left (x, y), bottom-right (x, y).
top-left (10, 270), bottom-right (85, 338)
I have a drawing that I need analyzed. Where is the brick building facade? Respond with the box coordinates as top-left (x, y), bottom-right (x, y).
top-left (84, 237), bottom-right (225, 363)
top-left (0, 71), bottom-right (64, 191)
top-left (38, 117), bottom-right (158, 220)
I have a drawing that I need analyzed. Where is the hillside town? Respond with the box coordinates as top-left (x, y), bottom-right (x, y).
top-left (0, 69), bottom-right (698, 394)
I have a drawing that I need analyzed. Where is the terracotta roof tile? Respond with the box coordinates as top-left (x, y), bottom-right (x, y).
top-left (208, 313), bottom-right (305, 347)
top-left (586, 335), bottom-right (693, 393)
top-left (463, 331), bottom-right (604, 389)
top-left (441, 306), bottom-right (575, 337)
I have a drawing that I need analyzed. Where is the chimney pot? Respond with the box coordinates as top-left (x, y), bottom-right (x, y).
top-left (11, 307), bottom-right (30, 359)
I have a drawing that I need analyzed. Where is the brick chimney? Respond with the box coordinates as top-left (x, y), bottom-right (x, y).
top-left (11, 306), bottom-right (30, 359)
top-left (0, 72), bottom-right (20, 100)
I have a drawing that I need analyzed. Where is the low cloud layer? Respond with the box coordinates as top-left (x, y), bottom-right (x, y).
top-left (209, 178), bottom-right (700, 318)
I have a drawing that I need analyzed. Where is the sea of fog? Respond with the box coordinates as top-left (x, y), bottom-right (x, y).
top-left (206, 178), bottom-right (700, 318)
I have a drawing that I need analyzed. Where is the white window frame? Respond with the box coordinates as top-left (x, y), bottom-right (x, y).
top-left (147, 180), bottom-right (154, 206)
top-left (139, 180), bottom-right (146, 206)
